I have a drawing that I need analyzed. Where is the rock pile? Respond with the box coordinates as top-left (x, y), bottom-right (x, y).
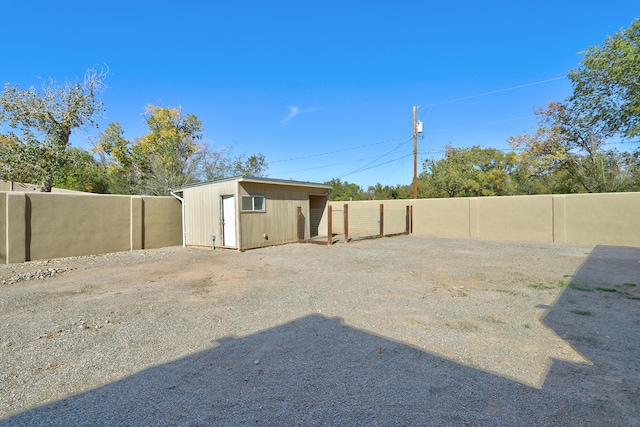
top-left (3, 268), bottom-right (69, 285)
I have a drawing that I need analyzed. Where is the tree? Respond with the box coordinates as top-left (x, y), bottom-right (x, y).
top-left (508, 102), bottom-right (639, 193)
top-left (365, 183), bottom-right (413, 200)
top-left (94, 122), bottom-right (142, 194)
top-left (568, 18), bottom-right (640, 139)
top-left (201, 143), bottom-right (267, 181)
top-left (94, 107), bottom-right (269, 195)
top-left (0, 67), bottom-right (108, 191)
top-left (419, 145), bottom-right (516, 198)
top-left (56, 148), bottom-right (110, 193)
top-left (135, 105), bottom-right (205, 195)
top-left (326, 178), bottom-right (363, 201)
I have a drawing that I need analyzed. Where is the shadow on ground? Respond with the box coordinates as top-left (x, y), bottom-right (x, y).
top-left (2, 246), bottom-right (639, 426)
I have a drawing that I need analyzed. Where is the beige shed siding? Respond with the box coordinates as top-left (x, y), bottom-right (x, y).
top-left (239, 182), bottom-right (317, 249)
top-left (184, 180), bottom-right (237, 247)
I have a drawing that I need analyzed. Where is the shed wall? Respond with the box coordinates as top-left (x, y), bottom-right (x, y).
top-left (183, 180), bottom-right (236, 247)
top-left (239, 182), bottom-right (325, 249)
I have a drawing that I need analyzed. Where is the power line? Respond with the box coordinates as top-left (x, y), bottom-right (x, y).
top-left (269, 135), bottom-right (412, 164)
top-left (268, 76), bottom-right (626, 186)
top-left (339, 137), bottom-right (413, 179)
top-left (428, 115), bottom-right (536, 135)
top-left (321, 151), bottom-right (415, 183)
top-left (267, 152), bottom-right (392, 177)
top-left (423, 76), bottom-right (567, 108)
top-left (270, 77), bottom-right (569, 170)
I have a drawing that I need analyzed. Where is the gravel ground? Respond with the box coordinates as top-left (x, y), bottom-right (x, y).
top-left (0, 235), bottom-right (638, 426)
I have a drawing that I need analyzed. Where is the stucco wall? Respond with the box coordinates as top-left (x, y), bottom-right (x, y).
top-left (0, 193), bottom-right (7, 262)
top-left (142, 196), bottom-right (182, 249)
top-left (1, 192), bottom-right (182, 264)
top-left (326, 200), bottom-right (409, 238)
top-left (330, 192), bottom-right (640, 247)
top-left (559, 192), bottom-right (640, 246)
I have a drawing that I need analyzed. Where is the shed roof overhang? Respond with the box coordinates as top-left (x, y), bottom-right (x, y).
top-left (173, 176), bottom-right (332, 192)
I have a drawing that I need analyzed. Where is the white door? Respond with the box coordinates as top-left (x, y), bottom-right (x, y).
top-left (221, 195), bottom-right (237, 248)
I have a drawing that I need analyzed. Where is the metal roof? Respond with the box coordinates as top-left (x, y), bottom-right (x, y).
top-left (173, 176), bottom-right (333, 191)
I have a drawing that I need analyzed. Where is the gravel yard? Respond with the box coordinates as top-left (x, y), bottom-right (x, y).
top-left (0, 235), bottom-right (638, 426)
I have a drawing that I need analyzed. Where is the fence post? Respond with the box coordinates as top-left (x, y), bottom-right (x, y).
top-left (410, 205), bottom-right (413, 234)
top-left (327, 205), bottom-right (333, 246)
top-left (5, 192), bottom-right (28, 264)
top-left (297, 206), bottom-right (303, 241)
top-left (344, 204), bottom-right (349, 243)
top-left (379, 203), bottom-right (384, 237)
top-left (406, 205), bottom-right (410, 234)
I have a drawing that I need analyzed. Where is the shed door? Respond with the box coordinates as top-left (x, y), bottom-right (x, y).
top-left (221, 195), bottom-right (237, 248)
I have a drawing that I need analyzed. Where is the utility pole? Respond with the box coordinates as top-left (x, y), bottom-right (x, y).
top-left (412, 106), bottom-right (423, 199)
top-left (413, 106), bottom-right (418, 199)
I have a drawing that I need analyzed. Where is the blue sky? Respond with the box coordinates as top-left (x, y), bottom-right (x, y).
top-left (2, 1), bottom-right (638, 189)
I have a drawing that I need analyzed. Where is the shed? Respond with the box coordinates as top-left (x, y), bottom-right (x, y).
top-left (173, 176), bottom-right (332, 251)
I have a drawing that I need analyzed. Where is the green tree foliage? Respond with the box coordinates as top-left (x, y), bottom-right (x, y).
top-left (136, 105), bottom-right (205, 195)
top-left (95, 107), bottom-right (268, 195)
top-left (364, 183), bottom-right (413, 200)
top-left (326, 178), bottom-right (364, 201)
top-left (201, 144), bottom-right (267, 181)
top-left (0, 67), bottom-right (107, 191)
top-left (568, 18), bottom-right (640, 139)
top-left (508, 102), bottom-right (640, 193)
top-left (94, 122), bottom-right (143, 194)
top-left (57, 148), bottom-right (110, 193)
top-left (419, 145), bottom-right (517, 198)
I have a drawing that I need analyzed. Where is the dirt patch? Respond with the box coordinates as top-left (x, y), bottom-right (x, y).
top-left (0, 236), bottom-right (638, 425)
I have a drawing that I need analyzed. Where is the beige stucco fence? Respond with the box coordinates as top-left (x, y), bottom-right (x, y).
top-left (1, 192), bottom-right (182, 264)
top-left (3, 190), bottom-right (639, 264)
top-left (330, 192), bottom-right (640, 247)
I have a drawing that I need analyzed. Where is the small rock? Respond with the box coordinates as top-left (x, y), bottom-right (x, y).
top-left (254, 359), bottom-right (260, 365)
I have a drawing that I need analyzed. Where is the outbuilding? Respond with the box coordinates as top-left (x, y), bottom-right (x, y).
top-left (172, 176), bottom-right (332, 251)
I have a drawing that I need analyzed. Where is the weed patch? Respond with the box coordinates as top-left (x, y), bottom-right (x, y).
top-left (568, 283), bottom-right (591, 292)
top-left (528, 283), bottom-right (554, 290)
top-left (530, 281), bottom-right (567, 290)
top-left (595, 287), bottom-right (617, 293)
top-left (570, 309), bottom-right (592, 316)
top-left (484, 315), bottom-right (505, 324)
top-left (574, 334), bottom-right (599, 348)
top-left (623, 283), bottom-right (636, 287)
